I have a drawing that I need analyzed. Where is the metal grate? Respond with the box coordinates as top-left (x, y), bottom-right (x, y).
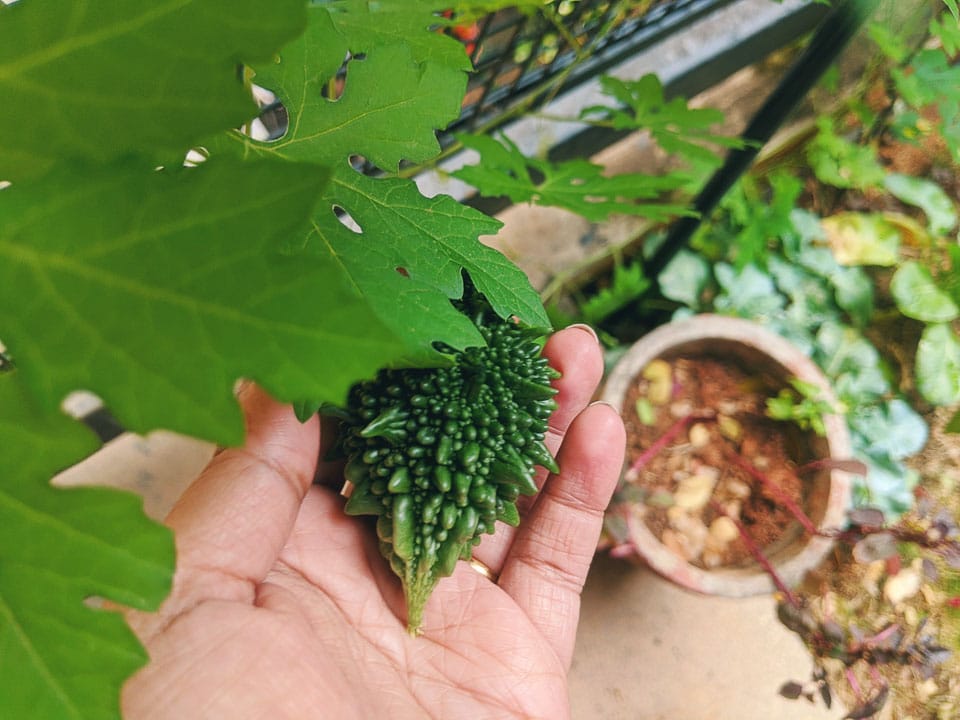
top-left (441, 0), bottom-right (738, 144)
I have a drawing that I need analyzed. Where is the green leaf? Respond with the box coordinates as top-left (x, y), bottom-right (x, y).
top-left (806, 117), bottom-right (885, 190)
top-left (296, 166), bottom-right (548, 359)
top-left (890, 261), bottom-right (960, 322)
top-left (658, 250), bottom-right (711, 308)
top-left (321, 0), bottom-right (473, 72)
top-left (815, 322), bottom-right (891, 403)
top-left (932, 12), bottom-right (960, 56)
top-left (579, 262), bottom-right (651, 324)
top-left (707, 173), bottom-right (802, 269)
top-left (581, 74), bottom-right (743, 170)
top-left (894, 50), bottom-right (955, 108)
top-left (217, 5), bottom-right (467, 171)
top-left (0, 158), bottom-right (403, 443)
top-left (830, 265), bottom-right (875, 327)
top-left (943, 0), bottom-right (960, 24)
top-left (916, 323), bottom-right (960, 405)
top-left (0, 0), bottom-right (307, 179)
top-left (0, 373), bottom-right (174, 720)
top-left (713, 262), bottom-right (785, 319)
top-left (821, 212), bottom-right (901, 266)
top-left (883, 174), bottom-right (957, 236)
top-left (853, 451), bottom-right (919, 518)
top-left (452, 133), bottom-right (693, 222)
top-left (868, 22), bottom-right (909, 63)
top-left (848, 398), bottom-right (928, 461)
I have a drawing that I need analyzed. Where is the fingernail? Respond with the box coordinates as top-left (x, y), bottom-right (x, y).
top-left (589, 400), bottom-right (618, 411)
top-left (233, 378), bottom-right (251, 397)
top-left (568, 323), bottom-right (599, 344)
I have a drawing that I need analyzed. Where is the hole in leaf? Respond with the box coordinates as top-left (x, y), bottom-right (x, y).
top-left (333, 205), bottom-right (362, 234)
top-left (0, 342), bottom-right (12, 373)
top-left (60, 390), bottom-right (125, 443)
top-left (183, 147), bottom-right (209, 167)
top-left (348, 154), bottom-right (367, 171)
top-left (321, 52), bottom-right (366, 102)
top-left (243, 84), bottom-right (288, 142)
top-left (61, 390), bottom-right (105, 420)
top-left (320, 75), bottom-right (346, 101)
top-left (347, 154), bottom-right (383, 176)
top-left (0, 180), bottom-right (10, 190)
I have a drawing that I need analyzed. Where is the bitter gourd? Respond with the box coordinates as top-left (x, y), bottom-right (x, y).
top-left (335, 287), bottom-right (559, 634)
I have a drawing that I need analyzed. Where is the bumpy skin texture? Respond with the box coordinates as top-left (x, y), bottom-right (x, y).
top-left (337, 294), bottom-right (559, 633)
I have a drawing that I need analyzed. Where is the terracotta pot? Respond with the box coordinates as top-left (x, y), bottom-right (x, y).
top-left (601, 315), bottom-right (853, 596)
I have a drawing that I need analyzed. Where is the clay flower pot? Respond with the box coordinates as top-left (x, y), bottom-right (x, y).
top-left (601, 314), bottom-right (853, 596)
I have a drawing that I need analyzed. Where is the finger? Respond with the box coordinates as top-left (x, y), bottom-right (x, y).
top-left (471, 323), bottom-right (604, 572)
top-left (162, 384), bottom-right (321, 609)
top-left (496, 402), bottom-right (625, 670)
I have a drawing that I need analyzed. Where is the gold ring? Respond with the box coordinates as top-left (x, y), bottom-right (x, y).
top-left (468, 557), bottom-right (498, 583)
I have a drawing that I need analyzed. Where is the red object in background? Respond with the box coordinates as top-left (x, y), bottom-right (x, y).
top-left (440, 10), bottom-right (480, 57)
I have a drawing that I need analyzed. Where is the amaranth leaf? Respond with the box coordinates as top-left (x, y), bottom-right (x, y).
top-left (453, 133), bottom-right (694, 222)
top-left (0, 0), bottom-right (306, 179)
top-left (0, 372), bottom-right (173, 720)
top-left (0, 158), bottom-right (402, 444)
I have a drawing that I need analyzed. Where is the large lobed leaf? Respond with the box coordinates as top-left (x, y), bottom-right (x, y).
top-left (213, 3), bottom-right (548, 354)
top-left (0, 158), bottom-right (403, 444)
top-left (296, 167), bottom-right (548, 362)
top-left (0, 373), bottom-right (174, 720)
top-left (218, 1), bottom-right (469, 171)
top-left (0, 0), bottom-right (307, 180)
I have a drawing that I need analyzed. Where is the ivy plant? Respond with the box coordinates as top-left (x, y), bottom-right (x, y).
top-left (0, 1), bottom-right (547, 717)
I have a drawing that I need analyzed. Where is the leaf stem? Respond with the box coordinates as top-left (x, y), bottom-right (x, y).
top-left (711, 500), bottom-right (801, 608)
top-left (724, 446), bottom-right (820, 536)
top-left (623, 411), bottom-right (715, 481)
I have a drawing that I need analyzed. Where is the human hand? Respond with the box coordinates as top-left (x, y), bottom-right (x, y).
top-left (123, 325), bottom-right (625, 720)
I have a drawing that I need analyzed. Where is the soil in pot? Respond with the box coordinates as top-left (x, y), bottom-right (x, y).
top-left (620, 352), bottom-right (820, 570)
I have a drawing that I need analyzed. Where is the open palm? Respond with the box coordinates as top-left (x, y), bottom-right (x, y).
top-left (123, 326), bottom-right (625, 720)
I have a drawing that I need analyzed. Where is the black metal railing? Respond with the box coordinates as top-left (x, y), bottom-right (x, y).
top-left (443, 0), bottom-right (738, 142)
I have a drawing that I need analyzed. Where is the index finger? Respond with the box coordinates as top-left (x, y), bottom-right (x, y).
top-left (160, 384), bottom-right (320, 613)
top-left (470, 323), bottom-right (605, 573)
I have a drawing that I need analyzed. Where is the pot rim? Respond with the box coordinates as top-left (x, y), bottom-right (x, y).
top-left (602, 314), bottom-right (853, 597)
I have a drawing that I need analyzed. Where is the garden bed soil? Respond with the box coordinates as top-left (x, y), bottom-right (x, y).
top-left (622, 353), bottom-right (816, 569)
